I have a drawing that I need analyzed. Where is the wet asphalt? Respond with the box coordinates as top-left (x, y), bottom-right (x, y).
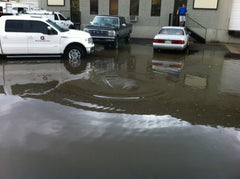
top-left (0, 41), bottom-right (240, 178)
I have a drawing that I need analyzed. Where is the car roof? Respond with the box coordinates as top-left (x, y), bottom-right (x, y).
top-left (0, 15), bottom-right (47, 21)
top-left (94, 15), bottom-right (122, 18)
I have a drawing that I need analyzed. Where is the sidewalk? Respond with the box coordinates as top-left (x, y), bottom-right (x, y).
top-left (225, 44), bottom-right (240, 56)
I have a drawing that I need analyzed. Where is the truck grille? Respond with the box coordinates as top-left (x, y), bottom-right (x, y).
top-left (89, 30), bottom-right (108, 36)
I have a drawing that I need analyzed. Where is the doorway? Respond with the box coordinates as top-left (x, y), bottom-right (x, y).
top-left (173, 0), bottom-right (187, 26)
top-left (109, 0), bottom-right (118, 15)
top-left (70, 0), bottom-right (81, 29)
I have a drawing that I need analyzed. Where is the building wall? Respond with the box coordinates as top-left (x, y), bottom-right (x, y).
top-left (127, 0), bottom-right (175, 39)
top-left (187, 0), bottom-right (239, 43)
top-left (38, 0), bottom-right (239, 43)
top-left (39, 0), bottom-right (71, 17)
top-left (17, 0), bottom-right (38, 7)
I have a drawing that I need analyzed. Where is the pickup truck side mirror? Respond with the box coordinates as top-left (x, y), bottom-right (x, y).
top-left (90, 21), bottom-right (93, 25)
top-left (47, 26), bottom-right (57, 35)
top-left (122, 23), bottom-right (126, 27)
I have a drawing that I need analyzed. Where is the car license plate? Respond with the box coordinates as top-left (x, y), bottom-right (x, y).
top-left (165, 40), bottom-right (171, 44)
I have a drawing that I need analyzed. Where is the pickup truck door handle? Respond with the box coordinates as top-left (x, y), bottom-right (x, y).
top-left (2, 35), bottom-right (8, 39)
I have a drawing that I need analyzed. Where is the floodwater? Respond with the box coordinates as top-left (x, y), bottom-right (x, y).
top-left (0, 42), bottom-right (240, 178)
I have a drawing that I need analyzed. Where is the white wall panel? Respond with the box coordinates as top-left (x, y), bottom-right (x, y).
top-left (229, 0), bottom-right (240, 31)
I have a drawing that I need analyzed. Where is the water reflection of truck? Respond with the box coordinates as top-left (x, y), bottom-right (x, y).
top-left (0, 2), bottom-right (74, 30)
top-left (0, 60), bottom-right (90, 96)
top-left (24, 10), bottom-right (75, 30)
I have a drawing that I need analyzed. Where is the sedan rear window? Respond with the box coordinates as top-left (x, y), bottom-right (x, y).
top-left (159, 29), bottom-right (184, 35)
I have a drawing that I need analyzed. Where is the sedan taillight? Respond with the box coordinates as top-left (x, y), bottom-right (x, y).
top-left (153, 39), bottom-right (165, 43)
top-left (154, 39), bottom-right (185, 44)
top-left (172, 40), bottom-right (185, 44)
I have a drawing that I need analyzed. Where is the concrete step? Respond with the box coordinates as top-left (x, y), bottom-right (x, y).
top-left (225, 44), bottom-right (240, 55)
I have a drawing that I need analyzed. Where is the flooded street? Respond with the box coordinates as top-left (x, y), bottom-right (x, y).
top-left (0, 42), bottom-right (240, 177)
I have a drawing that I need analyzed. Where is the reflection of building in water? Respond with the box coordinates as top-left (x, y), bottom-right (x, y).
top-left (90, 59), bottom-right (138, 90)
top-left (219, 60), bottom-right (240, 96)
top-left (91, 48), bottom-right (137, 90)
top-left (93, 59), bottom-right (116, 72)
top-left (103, 75), bottom-right (137, 90)
top-left (184, 74), bottom-right (207, 89)
top-left (93, 46), bottom-right (136, 73)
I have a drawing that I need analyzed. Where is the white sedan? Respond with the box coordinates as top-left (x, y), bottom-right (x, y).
top-left (153, 26), bottom-right (190, 51)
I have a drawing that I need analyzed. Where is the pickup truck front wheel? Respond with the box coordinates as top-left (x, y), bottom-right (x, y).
top-left (65, 45), bottom-right (84, 61)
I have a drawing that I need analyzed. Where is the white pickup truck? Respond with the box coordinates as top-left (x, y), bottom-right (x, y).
top-left (0, 16), bottom-right (94, 60)
top-left (25, 10), bottom-right (75, 30)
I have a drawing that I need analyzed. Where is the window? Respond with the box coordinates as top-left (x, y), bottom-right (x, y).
top-left (120, 17), bottom-right (126, 25)
top-left (70, 0), bottom-right (80, 24)
top-left (151, 0), bottom-right (161, 16)
top-left (59, 14), bottom-right (66, 20)
top-left (159, 29), bottom-right (184, 35)
top-left (109, 0), bottom-right (118, 15)
top-left (130, 0), bottom-right (139, 16)
top-left (90, 0), bottom-right (98, 15)
top-left (47, 0), bottom-right (65, 6)
top-left (47, 19), bottom-right (66, 32)
top-left (54, 14), bottom-right (59, 20)
top-left (5, 20), bottom-right (28, 32)
top-left (193, 0), bottom-right (218, 9)
top-left (5, 20), bottom-right (54, 34)
top-left (29, 21), bottom-right (49, 34)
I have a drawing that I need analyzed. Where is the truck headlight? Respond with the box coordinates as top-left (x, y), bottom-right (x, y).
top-left (108, 30), bottom-right (116, 36)
top-left (84, 28), bottom-right (89, 32)
top-left (88, 38), bottom-right (93, 44)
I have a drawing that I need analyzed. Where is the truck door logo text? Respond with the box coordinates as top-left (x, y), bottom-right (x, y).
top-left (36, 36), bottom-right (49, 42)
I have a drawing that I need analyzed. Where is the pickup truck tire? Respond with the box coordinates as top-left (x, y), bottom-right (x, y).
top-left (65, 45), bottom-right (84, 61)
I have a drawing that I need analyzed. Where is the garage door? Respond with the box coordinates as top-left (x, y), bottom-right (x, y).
top-left (229, 0), bottom-right (240, 31)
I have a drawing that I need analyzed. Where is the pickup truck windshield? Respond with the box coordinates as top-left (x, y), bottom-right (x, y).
top-left (47, 19), bottom-right (69, 32)
top-left (92, 16), bottom-right (119, 27)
